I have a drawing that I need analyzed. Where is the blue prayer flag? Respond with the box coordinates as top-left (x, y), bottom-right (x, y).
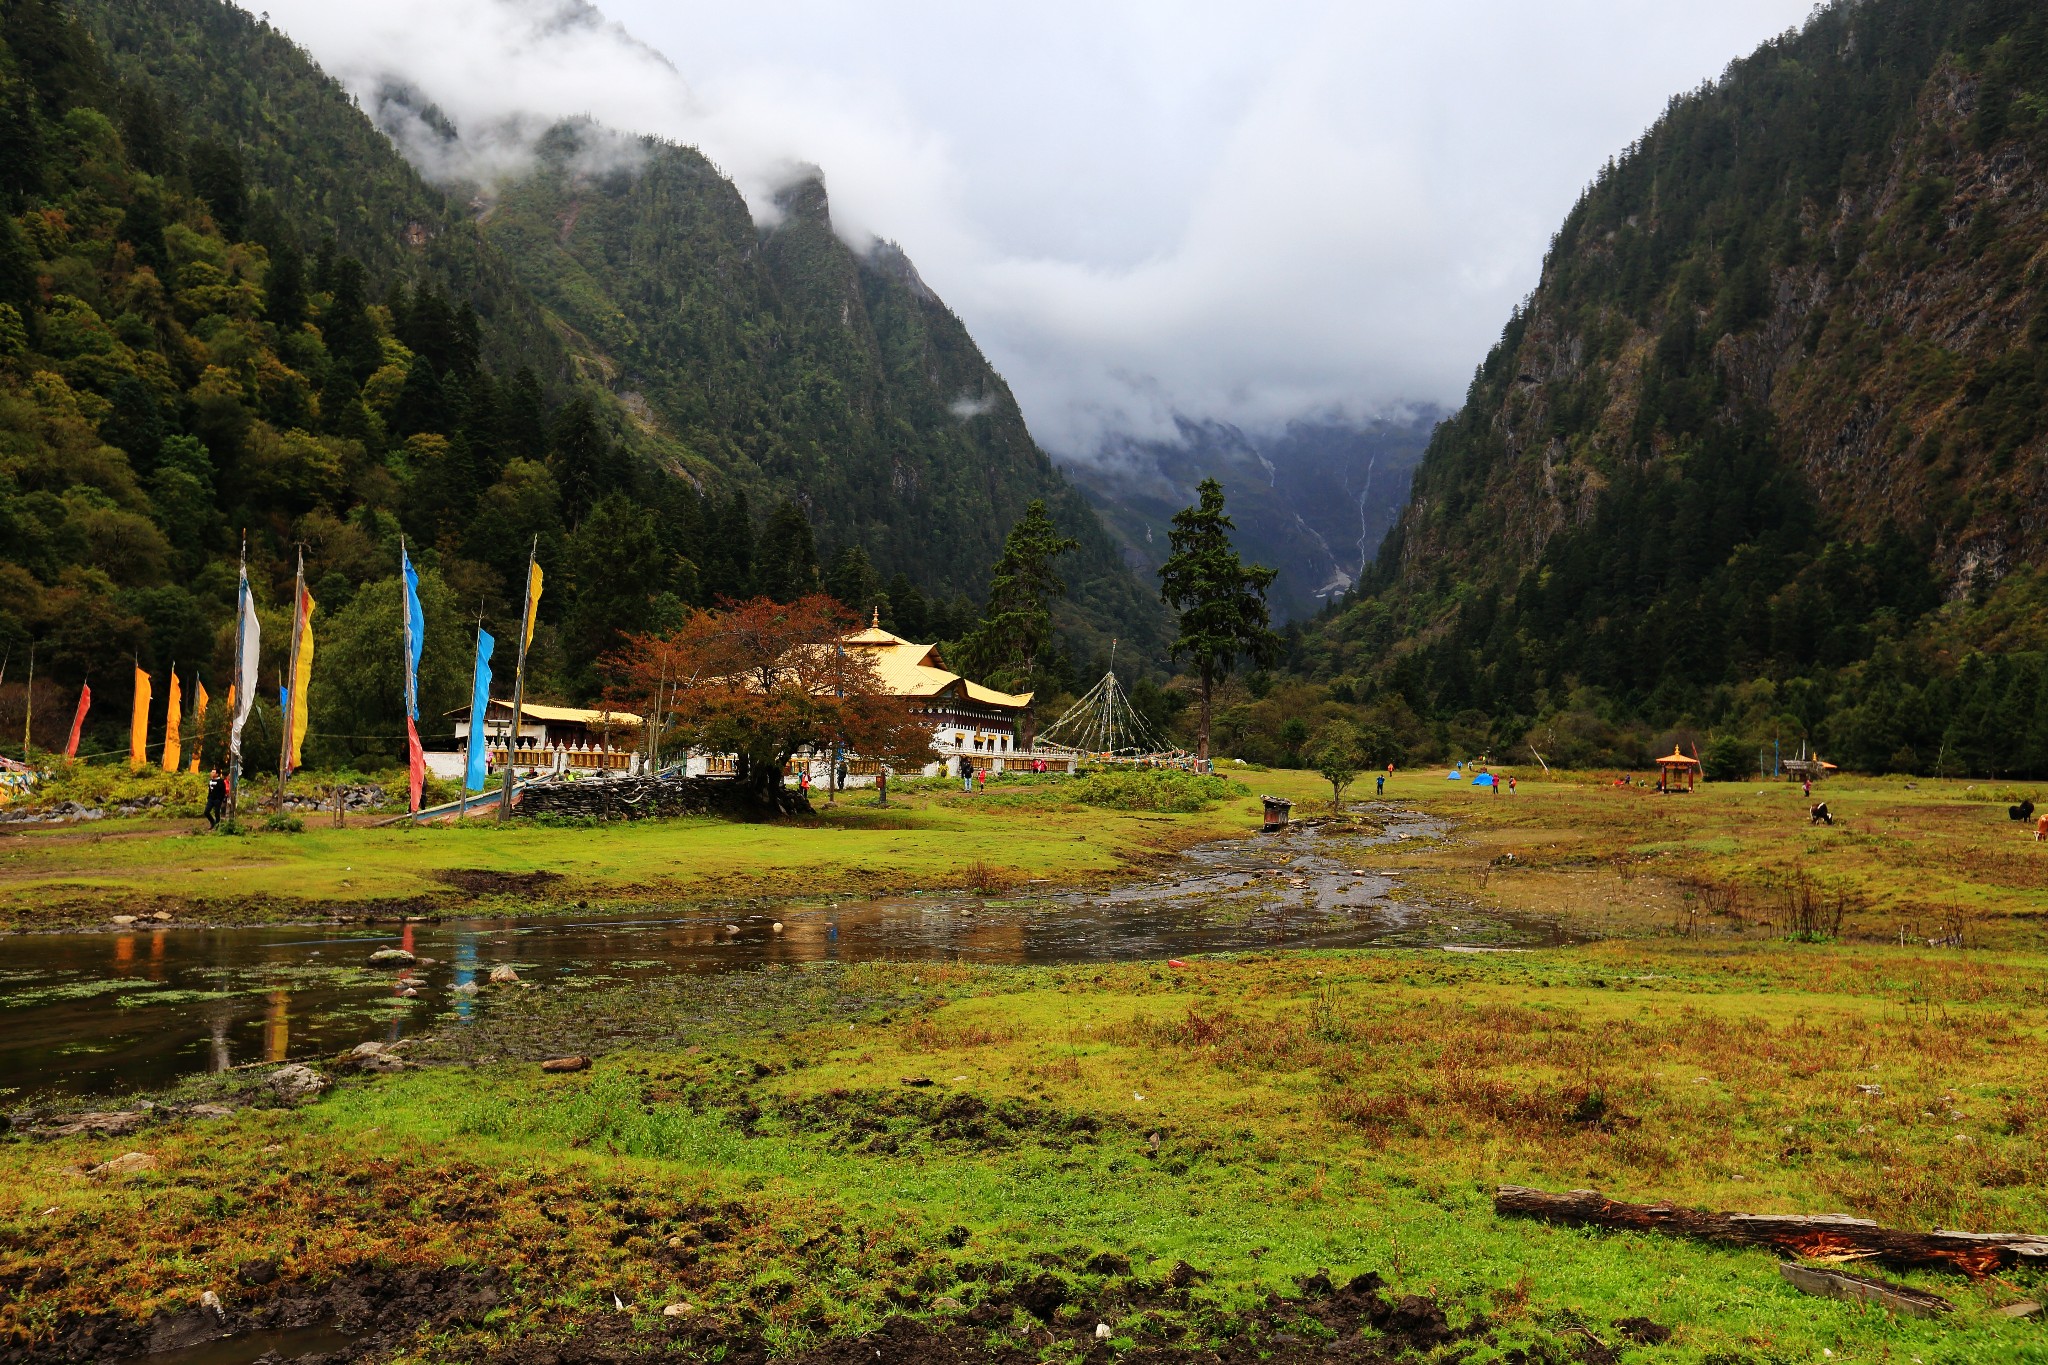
top-left (464, 629), bottom-right (495, 793)
top-left (401, 548), bottom-right (425, 721)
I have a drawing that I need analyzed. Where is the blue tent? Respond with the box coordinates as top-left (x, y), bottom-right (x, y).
top-left (1472, 772), bottom-right (1497, 787)
top-left (1446, 768), bottom-right (1463, 781)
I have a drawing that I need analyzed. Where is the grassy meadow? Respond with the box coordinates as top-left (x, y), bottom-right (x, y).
top-left (4, 765), bottom-right (2048, 1362)
top-left (0, 769), bottom-right (1301, 929)
top-left (4, 949), bottom-right (2044, 1362)
top-left (1372, 768), bottom-right (2048, 952)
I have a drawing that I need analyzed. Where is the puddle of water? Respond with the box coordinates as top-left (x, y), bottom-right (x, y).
top-left (143, 1323), bottom-right (358, 1364)
top-left (1, 813), bottom-right (1575, 1103)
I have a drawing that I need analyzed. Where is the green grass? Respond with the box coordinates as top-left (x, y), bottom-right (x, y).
top-left (1363, 770), bottom-right (2048, 951)
top-left (0, 772), bottom-right (1331, 927)
top-left (9, 767), bottom-right (2048, 1359)
top-left (6, 948), bottom-right (2046, 1361)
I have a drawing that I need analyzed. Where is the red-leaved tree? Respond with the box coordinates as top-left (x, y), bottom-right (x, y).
top-left (605, 595), bottom-right (934, 808)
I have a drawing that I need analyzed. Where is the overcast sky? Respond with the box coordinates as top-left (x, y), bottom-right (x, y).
top-left (256, 0), bottom-right (1818, 459)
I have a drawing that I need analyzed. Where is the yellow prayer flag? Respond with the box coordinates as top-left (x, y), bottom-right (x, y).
top-left (161, 671), bottom-right (183, 773)
top-left (129, 666), bottom-right (151, 770)
top-left (289, 588), bottom-right (315, 770)
top-left (524, 561), bottom-right (543, 650)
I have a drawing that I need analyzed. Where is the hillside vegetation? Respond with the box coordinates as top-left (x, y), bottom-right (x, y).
top-left (474, 128), bottom-right (1161, 662)
top-left (1305, 0), bottom-right (2048, 776)
top-left (0, 0), bottom-right (1164, 772)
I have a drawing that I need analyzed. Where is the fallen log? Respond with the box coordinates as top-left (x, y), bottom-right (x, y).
top-left (1495, 1185), bottom-right (2048, 1277)
top-left (1778, 1263), bottom-right (1952, 1317)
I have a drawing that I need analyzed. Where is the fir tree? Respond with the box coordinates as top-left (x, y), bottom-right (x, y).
top-left (264, 237), bottom-right (305, 330)
top-left (959, 498), bottom-right (1077, 692)
top-left (187, 138), bottom-right (245, 240)
top-left (825, 544), bottom-right (884, 619)
top-left (1158, 478), bottom-right (1278, 761)
top-left (547, 396), bottom-right (621, 530)
top-left (754, 499), bottom-right (821, 602)
top-left (884, 572), bottom-right (928, 639)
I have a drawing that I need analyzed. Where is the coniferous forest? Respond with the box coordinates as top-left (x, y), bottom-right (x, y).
top-left (1287, 0), bottom-right (2048, 778)
top-left (13, 0), bottom-right (2048, 778)
top-left (0, 0), bottom-right (1164, 770)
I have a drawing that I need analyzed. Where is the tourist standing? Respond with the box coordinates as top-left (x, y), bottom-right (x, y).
top-left (204, 768), bottom-right (227, 829)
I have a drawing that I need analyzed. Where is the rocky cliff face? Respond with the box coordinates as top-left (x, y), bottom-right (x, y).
top-left (1383, 7), bottom-right (2048, 604)
top-left (1310, 0), bottom-right (2048, 759)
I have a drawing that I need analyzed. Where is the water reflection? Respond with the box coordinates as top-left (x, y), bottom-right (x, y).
top-left (0, 817), bottom-right (1571, 1103)
top-left (264, 989), bottom-right (289, 1063)
top-left (453, 932), bottom-right (477, 1021)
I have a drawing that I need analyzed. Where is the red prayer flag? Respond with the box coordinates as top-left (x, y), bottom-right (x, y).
top-left (65, 684), bottom-right (90, 758)
top-left (406, 715), bottom-right (426, 814)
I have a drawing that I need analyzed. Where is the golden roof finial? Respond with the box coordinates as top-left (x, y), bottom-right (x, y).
top-left (872, 605), bottom-right (881, 628)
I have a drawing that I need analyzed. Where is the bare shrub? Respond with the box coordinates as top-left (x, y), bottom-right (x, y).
top-left (1783, 870), bottom-right (1850, 941)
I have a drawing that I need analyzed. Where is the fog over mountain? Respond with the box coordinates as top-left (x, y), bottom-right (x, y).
top-left (254, 0), bottom-right (1815, 468)
top-left (1069, 414), bottom-right (1441, 624)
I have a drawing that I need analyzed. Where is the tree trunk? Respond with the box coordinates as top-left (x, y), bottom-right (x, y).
top-left (1197, 667), bottom-right (1213, 762)
top-left (1494, 1185), bottom-right (2048, 1277)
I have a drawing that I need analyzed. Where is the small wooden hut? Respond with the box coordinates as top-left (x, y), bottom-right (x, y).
top-left (1655, 748), bottom-right (1700, 793)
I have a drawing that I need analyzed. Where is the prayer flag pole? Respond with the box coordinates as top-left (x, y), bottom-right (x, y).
top-left (21, 642), bottom-right (32, 760)
top-left (461, 600), bottom-right (486, 822)
top-left (498, 538), bottom-right (540, 822)
top-left (226, 534), bottom-right (254, 824)
top-left (277, 549), bottom-right (307, 805)
top-left (400, 537), bottom-right (422, 814)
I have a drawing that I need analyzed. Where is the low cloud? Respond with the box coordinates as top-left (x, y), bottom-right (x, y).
top-left (255, 0), bottom-right (1817, 460)
top-left (365, 80), bottom-right (649, 189)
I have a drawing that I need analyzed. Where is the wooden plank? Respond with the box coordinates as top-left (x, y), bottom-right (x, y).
top-left (1778, 1263), bottom-right (1952, 1317)
top-left (1495, 1185), bottom-right (2048, 1277)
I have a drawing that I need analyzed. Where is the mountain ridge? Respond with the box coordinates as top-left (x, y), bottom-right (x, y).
top-left (1066, 413), bottom-right (1435, 623)
top-left (1307, 0), bottom-right (2048, 775)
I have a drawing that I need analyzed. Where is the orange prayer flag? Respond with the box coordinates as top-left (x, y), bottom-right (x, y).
top-left (161, 670), bottom-right (183, 773)
top-left (189, 680), bottom-right (208, 772)
top-left (129, 666), bottom-right (151, 771)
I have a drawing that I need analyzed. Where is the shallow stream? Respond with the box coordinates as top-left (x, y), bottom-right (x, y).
top-left (2, 811), bottom-right (1571, 1104)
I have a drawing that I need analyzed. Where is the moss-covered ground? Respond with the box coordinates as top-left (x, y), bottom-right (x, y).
top-left (4, 947), bottom-right (2045, 1362)
top-left (5, 768), bottom-right (2048, 1362)
top-left (1373, 769), bottom-right (2048, 951)
top-left (0, 771), bottom-right (1302, 930)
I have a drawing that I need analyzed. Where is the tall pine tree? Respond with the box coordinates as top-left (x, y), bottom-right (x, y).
top-left (959, 499), bottom-right (1078, 701)
top-left (1158, 479), bottom-right (1277, 762)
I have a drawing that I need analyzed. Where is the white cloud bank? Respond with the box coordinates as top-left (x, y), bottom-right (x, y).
top-left (255, 0), bottom-right (1818, 458)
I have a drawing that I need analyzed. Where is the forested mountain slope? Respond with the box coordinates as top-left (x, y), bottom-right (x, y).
top-left (469, 129), bottom-right (1163, 662)
top-left (77, 0), bottom-right (563, 384)
top-left (0, 0), bottom-right (1164, 770)
top-left (1312, 0), bottom-right (2048, 775)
